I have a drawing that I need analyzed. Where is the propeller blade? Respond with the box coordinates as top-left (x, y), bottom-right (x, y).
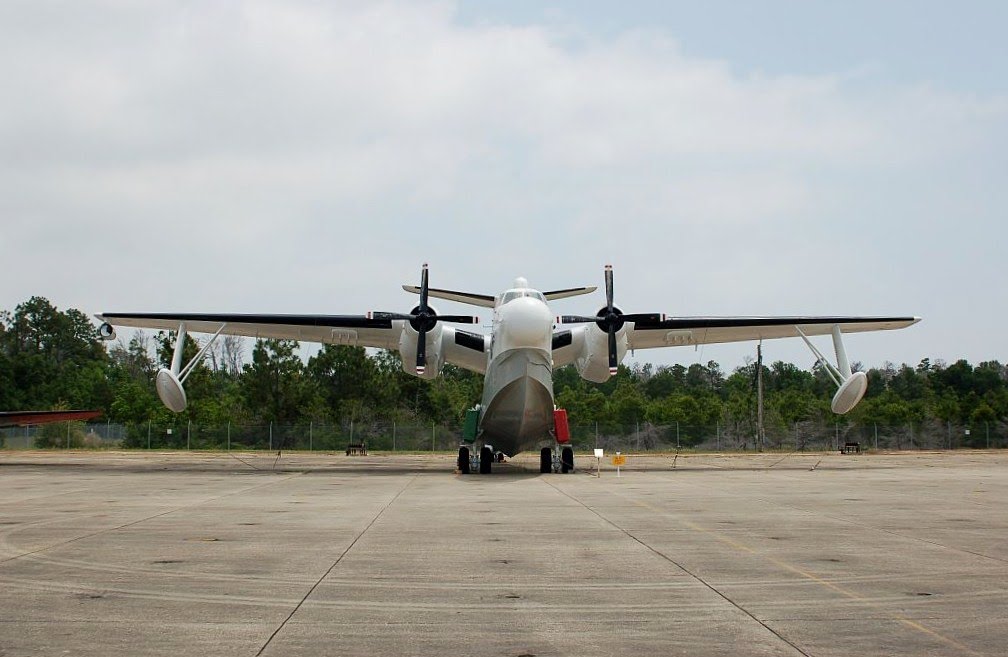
top-left (438, 314), bottom-right (480, 324)
top-left (419, 263), bottom-right (429, 313)
top-left (604, 264), bottom-right (614, 314)
top-left (607, 326), bottom-right (618, 375)
top-left (416, 325), bottom-right (427, 375)
top-left (368, 311), bottom-right (413, 321)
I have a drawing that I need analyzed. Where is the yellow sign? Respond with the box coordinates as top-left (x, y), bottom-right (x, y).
top-left (612, 455), bottom-right (626, 466)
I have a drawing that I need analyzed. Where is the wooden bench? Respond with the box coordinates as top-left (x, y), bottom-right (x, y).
top-left (346, 442), bottom-right (367, 456)
top-left (841, 441), bottom-right (860, 454)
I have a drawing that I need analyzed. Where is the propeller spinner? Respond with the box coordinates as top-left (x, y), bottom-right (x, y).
top-left (370, 264), bottom-right (478, 375)
top-left (559, 265), bottom-right (664, 375)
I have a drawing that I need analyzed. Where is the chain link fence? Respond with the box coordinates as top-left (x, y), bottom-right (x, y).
top-left (1, 420), bottom-right (465, 452)
top-left (567, 420), bottom-right (1008, 453)
top-left (3, 419), bottom-right (1007, 452)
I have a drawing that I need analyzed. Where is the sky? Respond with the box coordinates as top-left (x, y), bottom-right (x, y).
top-left (1, 0), bottom-right (1006, 372)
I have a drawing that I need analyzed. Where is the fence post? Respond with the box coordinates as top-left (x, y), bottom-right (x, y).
top-left (66, 421), bottom-right (70, 449)
top-left (309, 421), bottom-right (313, 452)
top-left (676, 421), bottom-right (680, 450)
top-left (147, 420), bottom-right (151, 449)
top-left (227, 421), bottom-right (230, 451)
top-left (187, 420), bottom-right (191, 450)
top-left (431, 422), bottom-right (435, 452)
top-left (835, 423), bottom-right (839, 451)
top-left (595, 421), bottom-right (598, 448)
top-left (874, 423), bottom-right (878, 451)
top-left (717, 421), bottom-right (720, 451)
top-left (269, 422), bottom-right (272, 451)
top-left (393, 421), bottom-right (396, 452)
top-left (987, 421), bottom-right (990, 449)
top-left (635, 420), bottom-right (639, 453)
top-left (947, 420), bottom-right (952, 450)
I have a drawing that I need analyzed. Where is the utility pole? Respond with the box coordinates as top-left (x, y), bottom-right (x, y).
top-left (756, 342), bottom-right (765, 452)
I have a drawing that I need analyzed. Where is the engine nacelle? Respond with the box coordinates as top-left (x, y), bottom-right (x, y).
top-left (398, 324), bottom-right (444, 380)
top-left (98, 322), bottom-right (116, 340)
top-left (574, 325), bottom-right (628, 383)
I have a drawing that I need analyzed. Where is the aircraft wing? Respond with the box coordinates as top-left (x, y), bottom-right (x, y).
top-left (0, 410), bottom-right (101, 428)
top-left (626, 316), bottom-right (920, 350)
top-left (96, 313), bottom-right (403, 350)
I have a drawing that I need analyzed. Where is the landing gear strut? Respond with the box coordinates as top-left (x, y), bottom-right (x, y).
top-left (540, 446), bottom-right (575, 474)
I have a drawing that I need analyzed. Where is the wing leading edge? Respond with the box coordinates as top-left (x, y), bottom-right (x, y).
top-left (96, 312), bottom-right (402, 350)
top-left (626, 316), bottom-right (920, 349)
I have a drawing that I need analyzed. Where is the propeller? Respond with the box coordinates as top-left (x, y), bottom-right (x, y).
top-left (369, 264), bottom-right (478, 375)
top-left (558, 265), bottom-right (665, 376)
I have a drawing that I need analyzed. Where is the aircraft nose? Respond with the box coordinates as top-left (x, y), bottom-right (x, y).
top-left (503, 297), bottom-right (552, 347)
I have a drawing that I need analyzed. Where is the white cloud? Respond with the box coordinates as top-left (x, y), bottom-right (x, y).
top-left (1, 0), bottom-right (1005, 368)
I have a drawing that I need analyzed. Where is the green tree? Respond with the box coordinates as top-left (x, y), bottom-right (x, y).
top-left (241, 339), bottom-right (319, 424)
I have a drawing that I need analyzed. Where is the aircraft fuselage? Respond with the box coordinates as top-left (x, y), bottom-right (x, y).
top-left (477, 286), bottom-right (557, 456)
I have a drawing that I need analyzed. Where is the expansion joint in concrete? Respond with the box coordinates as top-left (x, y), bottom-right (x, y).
top-left (540, 479), bottom-right (813, 657)
top-left (255, 474), bottom-right (418, 657)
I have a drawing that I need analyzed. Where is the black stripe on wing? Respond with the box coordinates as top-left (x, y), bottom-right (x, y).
top-left (631, 316), bottom-right (918, 330)
top-left (100, 313), bottom-right (395, 329)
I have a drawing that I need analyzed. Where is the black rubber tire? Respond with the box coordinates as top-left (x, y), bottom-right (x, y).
top-left (540, 447), bottom-right (551, 473)
top-left (496, 451), bottom-right (505, 463)
top-left (561, 446), bottom-right (574, 473)
top-left (458, 446), bottom-right (470, 474)
top-left (479, 446), bottom-right (493, 474)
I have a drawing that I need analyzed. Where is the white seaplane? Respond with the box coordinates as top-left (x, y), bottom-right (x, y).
top-left (97, 265), bottom-right (919, 474)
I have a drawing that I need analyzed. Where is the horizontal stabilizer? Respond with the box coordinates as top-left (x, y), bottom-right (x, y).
top-left (542, 286), bottom-right (598, 301)
top-left (402, 285), bottom-right (496, 308)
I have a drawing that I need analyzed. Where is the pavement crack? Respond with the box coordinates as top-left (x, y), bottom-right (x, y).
top-left (255, 473), bottom-right (417, 657)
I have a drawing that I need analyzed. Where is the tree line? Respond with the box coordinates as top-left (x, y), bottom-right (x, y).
top-left (2, 297), bottom-right (1006, 445)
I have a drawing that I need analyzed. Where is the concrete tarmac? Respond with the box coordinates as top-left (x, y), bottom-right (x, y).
top-left (1, 450), bottom-right (1006, 656)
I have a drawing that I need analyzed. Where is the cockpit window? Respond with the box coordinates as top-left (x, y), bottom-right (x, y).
top-left (499, 289), bottom-right (546, 305)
